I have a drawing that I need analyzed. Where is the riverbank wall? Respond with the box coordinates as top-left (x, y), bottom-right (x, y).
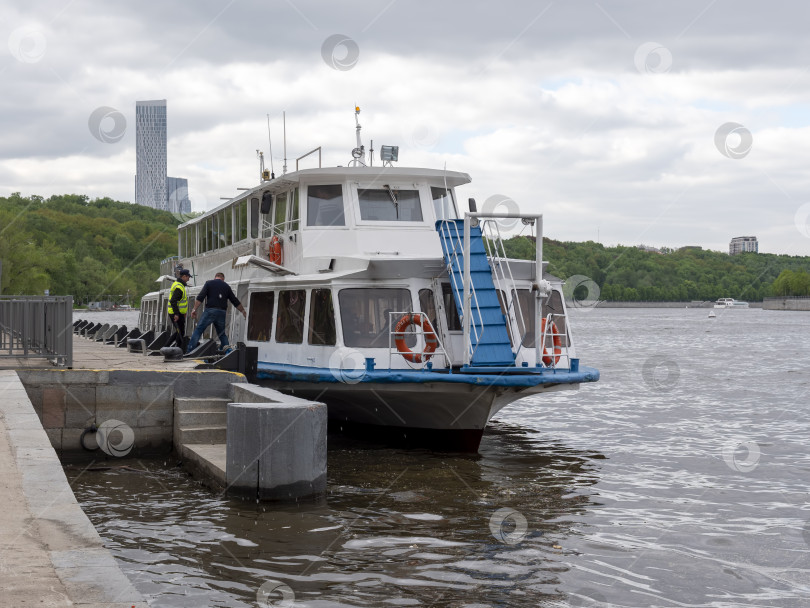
top-left (762, 297), bottom-right (810, 311)
top-left (596, 301), bottom-right (763, 308)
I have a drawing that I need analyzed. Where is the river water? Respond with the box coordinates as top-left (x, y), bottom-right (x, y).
top-left (66, 308), bottom-right (810, 607)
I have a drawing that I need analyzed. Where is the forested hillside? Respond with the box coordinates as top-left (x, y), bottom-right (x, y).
top-left (0, 193), bottom-right (178, 303)
top-left (503, 236), bottom-right (810, 302)
top-left (1, 193), bottom-right (807, 304)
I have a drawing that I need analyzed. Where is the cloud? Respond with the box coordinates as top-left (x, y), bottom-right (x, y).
top-left (1, 1), bottom-right (810, 253)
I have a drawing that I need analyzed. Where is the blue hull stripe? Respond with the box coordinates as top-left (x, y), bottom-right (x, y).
top-left (256, 361), bottom-right (600, 388)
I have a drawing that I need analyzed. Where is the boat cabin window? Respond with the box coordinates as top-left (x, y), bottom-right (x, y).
top-left (275, 289), bottom-right (306, 344)
top-left (358, 188), bottom-right (423, 222)
top-left (223, 208), bottom-right (232, 246)
top-left (250, 198), bottom-right (260, 238)
top-left (247, 292), bottom-right (274, 341)
top-left (441, 283), bottom-right (462, 331)
top-left (339, 288), bottom-right (414, 348)
top-left (239, 199), bottom-right (248, 241)
top-left (511, 289), bottom-right (535, 348)
top-left (308, 289), bottom-right (336, 346)
top-left (418, 289), bottom-right (438, 330)
top-left (431, 187), bottom-right (458, 220)
top-left (274, 193), bottom-right (287, 234)
top-left (290, 188), bottom-right (300, 232)
top-left (307, 184), bottom-right (345, 227)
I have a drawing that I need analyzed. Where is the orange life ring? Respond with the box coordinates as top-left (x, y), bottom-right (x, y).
top-left (394, 314), bottom-right (438, 364)
top-left (269, 235), bottom-right (283, 265)
top-left (541, 318), bottom-right (562, 366)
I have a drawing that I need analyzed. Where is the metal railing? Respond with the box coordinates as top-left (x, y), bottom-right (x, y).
top-left (0, 295), bottom-right (73, 367)
top-left (388, 311), bottom-right (448, 369)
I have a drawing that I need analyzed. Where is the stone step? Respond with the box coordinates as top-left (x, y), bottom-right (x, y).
top-left (176, 425), bottom-right (226, 445)
top-left (176, 410), bottom-right (226, 427)
top-left (174, 397), bottom-right (230, 413)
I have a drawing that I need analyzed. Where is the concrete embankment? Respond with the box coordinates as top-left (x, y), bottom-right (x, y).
top-left (17, 368), bottom-right (245, 461)
top-left (0, 370), bottom-right (147, 607)
top-left (762, 297), bottom-right (810, 311)
top-left (596, 301), bottom-right (763, 308)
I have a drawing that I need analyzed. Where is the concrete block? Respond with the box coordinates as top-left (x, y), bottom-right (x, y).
top-left (226, 403), bottom-right (262, 495)
top-left (174, 396), bottom-right (230, 413)
top-left (94, 403), bottom-right (139, 428)
top-left (44, 428), bottom-right (62, 451)
top-left (171, 370), bottom-right (246, 398)
top-left (178, 426), bottom-right (226, 444)
top-left (225, 400), bottom-right (327, 501)
top-left (18, 369), bottom-right (109, 386)
top-left (259, 402), bottom-right (327, 501)
top-left (231, 383), bottom-right (310, 404)
top-left (64, 387), bottom-right (96, 427)
top-left (142, 425), bottom-right (173, 449)
top-left (176, 410), bottom-right (226, 427)
top-left (61, 427), bottom-right (89, 453)
top-left (41, 387), bottom-right (65, 428)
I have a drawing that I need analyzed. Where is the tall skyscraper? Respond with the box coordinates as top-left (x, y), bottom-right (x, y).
top-left (135, 100), bottom-right (167, 210)
top-left (729, 236), bottom-right (758, 255)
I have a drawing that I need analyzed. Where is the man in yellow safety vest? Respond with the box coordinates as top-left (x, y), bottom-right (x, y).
top-left (167, 269), bottom-right (191, 351)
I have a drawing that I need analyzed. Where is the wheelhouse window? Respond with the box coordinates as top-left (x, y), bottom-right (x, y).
top-left (274, 192), bottom-right (287, 233)
top-left (275, 289), bottom-right (306, 344)
top-left (223, 207), bottom-right (233, 246)
top-left (441, 283), bottom-right (462, 331)
top-left (358, 188), bottom-right (423, 222)
top-left (307, 184), bottom-right (345, 226)
top-left (512, 289), bottom-right (535, 348)
top-left (339, 288), bottom-right (413, 348)
top-left (418, 289), bottom-right (438, 330)
top-left (308, 289), bottom-right (336, 346)
top-left (248, 292), bottom-right (274, 341)
top-left (250, 197), bottom-right (260, 239)
top-left (239, 199), bottom-right (248, 241)
top-left (431, 187), bottom-right (458, 221)
top-left (290, 188), bottom-right (300, 232)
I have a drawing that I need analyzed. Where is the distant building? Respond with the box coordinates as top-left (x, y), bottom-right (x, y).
top-left (134, 99), bottom-right (189, 214)
top-left (729, 236), bottom-right (758, 255)
top-left (637, 244), bottom-right (661, 254)
top-left (167, 177), bottom-right (191, 215)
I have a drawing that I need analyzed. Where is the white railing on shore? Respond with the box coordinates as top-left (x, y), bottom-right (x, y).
top-left (0, 295), bottom-right (73, 367)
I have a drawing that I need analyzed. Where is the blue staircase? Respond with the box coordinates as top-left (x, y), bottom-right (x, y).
top-left (436, 220), bottom-right (515, 367)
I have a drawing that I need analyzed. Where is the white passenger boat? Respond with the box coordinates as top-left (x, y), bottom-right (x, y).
top-left (139, 110), bottom-right (599, 450)
top-left (714, 298), bottom-right (750, 309)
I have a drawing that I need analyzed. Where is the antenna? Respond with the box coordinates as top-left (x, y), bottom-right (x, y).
top-left (370, 139), bottom-right (374, 167)
top-left (266, 114), bottom-right (275, 178)
top-left (282, 111), bottom-right (288, 175)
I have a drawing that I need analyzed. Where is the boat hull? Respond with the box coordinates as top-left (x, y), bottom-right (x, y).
top-left (254, 363), bottom-right (596, 450)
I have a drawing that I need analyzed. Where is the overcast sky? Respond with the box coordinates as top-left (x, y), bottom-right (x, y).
top-left (2, 0), bottom-right (810, 254)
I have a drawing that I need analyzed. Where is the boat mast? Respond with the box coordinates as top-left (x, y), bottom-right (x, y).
top-left (349, 106), bottom-right (366, 167)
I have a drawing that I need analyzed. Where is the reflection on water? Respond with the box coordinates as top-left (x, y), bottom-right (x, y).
top-left (68, 429), bottom-right (600, 607)
top-left (67, 308), bottom-right (810, 607)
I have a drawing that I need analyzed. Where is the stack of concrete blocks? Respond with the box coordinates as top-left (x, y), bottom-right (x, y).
top-left (226, 384), bottom-right (327, 502)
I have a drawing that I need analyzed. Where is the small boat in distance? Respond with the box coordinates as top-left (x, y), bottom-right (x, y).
top-left (714, 298), bottom-right (749, 309)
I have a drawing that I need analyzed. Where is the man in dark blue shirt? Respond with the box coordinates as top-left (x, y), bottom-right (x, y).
top-left (186, 272), bottom-right (247, 353)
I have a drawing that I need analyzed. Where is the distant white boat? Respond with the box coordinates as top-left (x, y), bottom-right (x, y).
top-left (714, 298), bottom-right (749, 309)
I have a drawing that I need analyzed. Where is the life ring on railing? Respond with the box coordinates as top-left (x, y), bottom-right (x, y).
top-left (541, 318), bottom-right (562, 366)
top-left (268, 235), bottom-right (283, 265)
top-left (394, 314), bottom-right (439, 364)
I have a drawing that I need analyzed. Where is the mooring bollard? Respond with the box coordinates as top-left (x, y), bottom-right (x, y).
top-left (226, 401), bottom-right (327, 501)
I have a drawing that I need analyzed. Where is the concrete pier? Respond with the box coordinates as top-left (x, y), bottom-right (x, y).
top-left (0, 370), bottom-right (147, 607)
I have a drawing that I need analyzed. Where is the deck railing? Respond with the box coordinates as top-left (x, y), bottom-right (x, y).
top-left (0, 295), bottom-right (73, 367)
